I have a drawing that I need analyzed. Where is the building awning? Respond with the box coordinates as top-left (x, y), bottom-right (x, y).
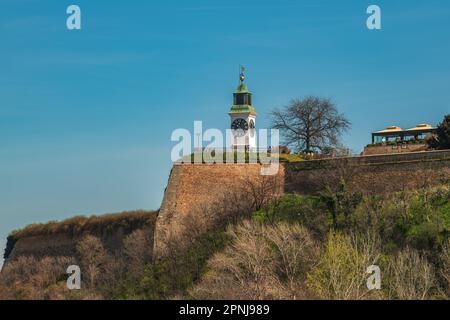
top-left (404, 124), bottom-right (435, 132)
top-left (373, 124), bottom-right (436, 136)
top-left (373, 126), bottom-right (403, 134)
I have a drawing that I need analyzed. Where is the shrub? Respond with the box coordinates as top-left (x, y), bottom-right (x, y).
top-left (437, 239), bottom-right (450, 297)
top-left (427, 115), bottom-right (450, 150)
top-left (76, 235), bottom-right (108, 289)
top-left (189, 221), bottom-right (318, 300)
top-left (319, 179), bottom-right (363, 229)
top-left (252, 194), bottom-right (328, 237)
top-left (306, 231), bottom-right (382, 300)
top-left (0, 256), bottom-right (75, 300)
top-left (385, 247), bottom-right (438, 299)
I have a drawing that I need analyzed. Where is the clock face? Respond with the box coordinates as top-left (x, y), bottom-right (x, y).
top-left (231, 118), bottom-right (248, 137)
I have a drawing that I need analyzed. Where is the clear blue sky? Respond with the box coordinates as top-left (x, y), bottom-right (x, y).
top-left (1, 0), bottom-right (449, 263)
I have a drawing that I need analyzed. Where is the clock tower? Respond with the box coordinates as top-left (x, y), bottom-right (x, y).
top-left (229, 67), bottom-right (257, 151)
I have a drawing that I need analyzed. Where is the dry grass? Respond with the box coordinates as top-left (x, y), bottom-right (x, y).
top-left (9, 210), bottom-right (157, 240)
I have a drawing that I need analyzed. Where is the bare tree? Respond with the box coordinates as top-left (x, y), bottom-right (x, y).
top-left (123, 229), bottom-right (153, 277)
top-left (271, 96), bottom-right (351, 153)
top-left (245, 175), bottom-right (283, 211)
top-left (189, 221), bottom-right (319, 300)
top-left (386, 247), bottom-right (437, 300)
top-left (440, 239), bottom-right (450, 297)
top-left (189, 221), bottom-right (278, 300)
top-left (76, 235), bottom-right (108, 289)
top-left (265, 223), bottom-right (319, 298)
top-left (0, 256), bottom-right (75, 300)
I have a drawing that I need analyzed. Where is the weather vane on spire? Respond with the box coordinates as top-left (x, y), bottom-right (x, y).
top-left (239, 65), bottom-right (245, 83)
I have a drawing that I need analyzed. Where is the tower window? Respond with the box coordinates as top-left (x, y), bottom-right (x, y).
top-left (234, 93), bottom-right (251, 105)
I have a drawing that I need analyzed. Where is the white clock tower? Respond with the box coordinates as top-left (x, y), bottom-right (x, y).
top-left (229, 67), bottom-right (257, 152)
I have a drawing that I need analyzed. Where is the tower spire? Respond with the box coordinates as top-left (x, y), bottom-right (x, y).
top-left (239, 65), bottom-right (245, 83)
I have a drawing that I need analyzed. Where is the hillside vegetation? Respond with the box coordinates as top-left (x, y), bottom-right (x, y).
top-left (1, 181), bottom-right (449, 300)
top-left (191, 184), bottom-right (450, 299)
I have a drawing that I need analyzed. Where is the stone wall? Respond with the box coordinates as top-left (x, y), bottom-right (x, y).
top-left (362, 144), bottom-right (428, 155)
top-left (158, 163), bottom-right (285, 219)
top-left (154, 163), bottom-right (285, 257)
top-left (284, 150), bottom-right (450, 194)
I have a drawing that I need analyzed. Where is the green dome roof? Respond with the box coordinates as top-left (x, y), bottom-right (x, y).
top-left (235, 83), bottom-right (250, 93)
top-left (229, 104), bottom-right (257, 116)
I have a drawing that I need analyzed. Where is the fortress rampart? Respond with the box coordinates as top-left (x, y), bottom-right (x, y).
top-left (3, 150), bottom-right (449, 263)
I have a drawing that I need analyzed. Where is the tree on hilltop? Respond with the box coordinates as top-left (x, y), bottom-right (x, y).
top-left (271, 96), bottom-right (351, 153)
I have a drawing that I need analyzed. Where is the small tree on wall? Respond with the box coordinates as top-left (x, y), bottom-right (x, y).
top-left (270, 96), bottom-right (351, 153)
top-left (427, 115), bottom-right (450, 150)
